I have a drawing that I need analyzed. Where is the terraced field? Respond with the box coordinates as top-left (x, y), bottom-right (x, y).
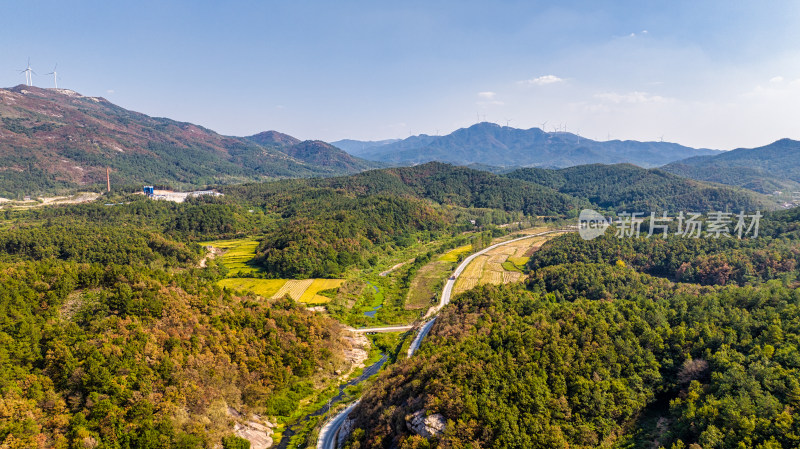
top-left (453, 255), bottom-right (486, 294)
top-left (452, 233), bottom-right (557, 296)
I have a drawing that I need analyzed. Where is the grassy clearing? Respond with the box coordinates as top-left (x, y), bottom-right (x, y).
top-left (200, 238), bottom-right (260, 275)
top-left (405, 261), bottom-right (452, 310)
top-left (502, 260), bottom-right (523, 273)
top-left (218, 278), bottom-right (286, 297)
top-left (438, 244), bottom-right (472, 262)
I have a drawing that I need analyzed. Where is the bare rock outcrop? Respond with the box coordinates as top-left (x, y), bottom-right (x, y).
top-left (228, 407), bottom-right (274, 449)
top-left (406, 409), bottom-right (446, 438)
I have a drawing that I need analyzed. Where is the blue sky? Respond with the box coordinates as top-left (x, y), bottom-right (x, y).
top-left (2, 1), bottom-right (799, 149)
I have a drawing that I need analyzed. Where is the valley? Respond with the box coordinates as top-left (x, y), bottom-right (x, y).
top-left (1, 156), bottom-right (798, 448)
top-left (4, 3), bottom-right (800, 449)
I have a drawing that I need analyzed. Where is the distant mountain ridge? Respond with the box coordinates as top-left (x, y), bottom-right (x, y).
top-left (662, 138), bottom-right (800, 194)
top-left (0, 85), bottom-right (377, 198)
top-left (330, 138), bottom-right (401, 156)
top-left (246, 132), bottom-right (379, 172)
top-left (341, 122), bottom-right (719, 169)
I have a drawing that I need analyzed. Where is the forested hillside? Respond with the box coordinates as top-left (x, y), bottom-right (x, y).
top-left (0, 86), bottom-right (375, 198)
top-left (307, 162), bottom-right (587, 216)
top-left (506, 163), bottom-right (774, 212)
top-left (662, 139), bottom-right (800, 194)
top-left (0, 198), bottom-right (355, 448)
top-left (220, 163), bottom-right (585, 278)
top-left (344, 210), bottom-right (800, 448)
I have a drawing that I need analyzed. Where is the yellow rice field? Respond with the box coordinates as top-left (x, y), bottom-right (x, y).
top-left (298, 279), bottom-right (345, 304)
top-left (507, 256), bottom-right (530, 267)
top-left (439, 245), bottom-right (473, 262)
top-left (272, 279), bottom-right (314, 300)
top-left (200, 238), bottom-right (261, 275)
top-left (218, 277), bottom-right (344, 304)
top-left (218, 278), bottom-right (286, 297)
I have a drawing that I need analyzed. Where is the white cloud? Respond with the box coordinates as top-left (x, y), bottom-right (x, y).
top-left (476, 91), bottom-right (503, 105)
top-left (520, 75), bottom-right (564, 86)
top-left (770, 76), bottom-right (784, 83)
top-left (106, 89), bottom-right (115, 94)
top-left (593, 91), bottom-right (672, 104)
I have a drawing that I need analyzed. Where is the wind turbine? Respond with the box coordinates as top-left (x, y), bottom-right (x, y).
top-left (540, 121), bottom-right (548, 132)
top-left (19, 58), bottom-right (35, 86)
top-left (505, 118), bottom-right (513, 127)
top-left (45, 64), bottom-right (58, 88)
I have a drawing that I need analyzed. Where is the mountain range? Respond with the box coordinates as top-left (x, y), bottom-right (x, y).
top-left (337, 122), bottom-right (720, 168)
top-left (0, 85), bottom-right (377, 198)
top-left (662, 138), bottom-right (800, 194)
top-left (3, 85), bottom-right (799, 202)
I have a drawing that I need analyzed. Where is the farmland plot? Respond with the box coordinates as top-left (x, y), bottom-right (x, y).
top-left (451, 231), bottom-right (559, 296)
top-left (272, 279), bottom-right (314, 300)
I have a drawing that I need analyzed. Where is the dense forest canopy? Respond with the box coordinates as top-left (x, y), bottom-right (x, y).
top-left (506, 164), bottom-right (773, 213)
top-left (0, 196), bottom-right (353, 448)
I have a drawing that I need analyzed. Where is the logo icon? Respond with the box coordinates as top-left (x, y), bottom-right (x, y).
top-left (578, 209), bottom-right (609, 240)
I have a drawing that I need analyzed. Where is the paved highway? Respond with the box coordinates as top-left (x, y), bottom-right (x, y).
top-left (316, 400), bottom-right (360, 449)
top-left (317, 229), bottom-right (566, 449)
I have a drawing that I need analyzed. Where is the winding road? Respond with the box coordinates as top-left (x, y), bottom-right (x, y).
top-left (317, 229), bottom-right (566, 449)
